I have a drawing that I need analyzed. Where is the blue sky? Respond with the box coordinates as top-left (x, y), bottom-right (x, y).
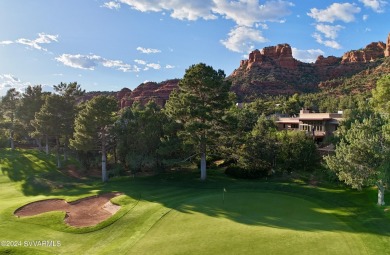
top-left (0, 0), bottom-right (389, 96)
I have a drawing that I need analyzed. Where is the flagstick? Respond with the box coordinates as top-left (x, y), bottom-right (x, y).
top-left (222, 188), bottom-right (225, 205)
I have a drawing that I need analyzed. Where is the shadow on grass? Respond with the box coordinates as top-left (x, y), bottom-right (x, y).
top-left (0, 149), bottom-right (96, 196)
top-left (102, 172), bottom-right (390, 239)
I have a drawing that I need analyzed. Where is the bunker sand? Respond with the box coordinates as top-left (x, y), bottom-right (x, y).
top-left (14, 192), bottom-right (122, 227)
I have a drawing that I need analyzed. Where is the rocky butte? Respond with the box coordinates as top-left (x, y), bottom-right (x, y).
top-left (229, 32), bottom-right (390, 100)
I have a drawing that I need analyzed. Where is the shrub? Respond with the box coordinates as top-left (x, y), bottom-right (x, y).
top-left (225, 165), bottom-right (266, 179)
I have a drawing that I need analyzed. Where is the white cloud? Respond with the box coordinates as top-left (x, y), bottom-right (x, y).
top-left (221, 26), bottom-right (268, 53)
top-left (119, 0), bottom-right (293, 25)
top-left (55, 54), bottom-right (139, 72)
top-left (55, 54), bottom-right (101, 70)
top-left (119, 0), bottom-right (217, 20)
top-left (363, 14), bottom-right (369, 20)
top-left (292, 48), bottom-right (324, 63)
top-left (102, 1), bottom-right (121, 9)
top-left (308, 3), bottom-right (361, 23)
top-left (313, 33), bottom-right (342, 49)
top-left (134, 59), bottom-right (147, 65)
top-left (0, 33), bottom-right (58, 51)
top-left (0, 40), bottom-right (14, 45)
top-left (136, 46), bottom-right (161, 54)
top-left (255, 23), bottom-right (269, 29)
top-left (101, 59), bottom-right (135, 72)
top-left (359, 0), bottom-right (387, 13)
top-left (116, 1), bottom-right (295, 53)
top-left (213, 0), bottom-right (294, 26)
top-left (1, 74), bottom-right (20, 83)
top-left (146, 63), bottom-right (161, 70)
top-left (315, 24), bottom-right (344, 39)
top-left (134, 59), bottom-right (167, 70)
top-left (0, 74), bottom-right (31, 97)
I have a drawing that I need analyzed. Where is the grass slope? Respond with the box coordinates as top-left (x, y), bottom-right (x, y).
top-left (0, 149), bottom-right (389, 255)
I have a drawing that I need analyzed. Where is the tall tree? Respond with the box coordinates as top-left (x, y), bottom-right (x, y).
top-left (53, 82), bottom-right (84, 160)
top-left (70, 95), bottom-right (118, 182)
top-left (17, 85), bottom-right (45, 149)
top-left (1, 88), bottom-right (20, 150)
top-left (237, 115), bottom-right (278, 176)
top-left (325, 116), bottom-right (389, 206)
top-left (165, 63), bottom-right (231, 180)
top-left (33, 94), bottom-right (69, 167)
top-left (115, 101), bottom-right (165, 174)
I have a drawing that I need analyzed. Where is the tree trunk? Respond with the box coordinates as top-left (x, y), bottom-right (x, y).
top-left (377, 181), bottom-right (385, 206)
top-left (45, 135), bottom-right (49, 155)
top-left (101, 129), bottom-right (107, 182)
top-left (200, 152), bottom-right (206, 180)
top-left (200, 137), bottom-right (207, 181)
top-left (10, 133), bottom-right (14, 150)
top-left (10, 115), bottom-right (15, 150)
top-left (56, 136), bottom-right (61, 168)
top-left (36, 138), bottom-right (42, 151)
top-left (63, 137), bottom-right (68, 161)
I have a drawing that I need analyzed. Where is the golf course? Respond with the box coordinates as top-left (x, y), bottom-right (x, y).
top-left (1, 149), bottom-right (389, 255)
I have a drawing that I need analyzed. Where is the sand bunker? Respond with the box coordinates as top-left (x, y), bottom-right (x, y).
top-left (14, 192), bottom-right (122, 227)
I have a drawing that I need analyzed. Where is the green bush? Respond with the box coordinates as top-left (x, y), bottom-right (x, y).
top-left (225, 165), bottom-right (266, 179)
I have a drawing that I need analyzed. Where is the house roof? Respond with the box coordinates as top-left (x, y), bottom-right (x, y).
top-left (276, 118), bottom-right (300, 124)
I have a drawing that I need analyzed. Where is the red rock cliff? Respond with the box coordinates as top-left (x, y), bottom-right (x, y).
top-left (341, 42), bottom-right (386, 63)
top-left (385, 33), bottom-right (390, 57)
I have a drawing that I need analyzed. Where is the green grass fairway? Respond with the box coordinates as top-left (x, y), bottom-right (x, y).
top-left (131, 192), bottom-right (367, 255)
top-left (0, 149), bottom-right (389, 254)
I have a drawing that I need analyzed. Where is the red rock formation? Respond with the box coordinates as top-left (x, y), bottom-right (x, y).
top-left (116, 88), bottom-right (131, 100)
top-left (261, 44), bottom-right (298, 69)
top-left (230, 33), bottom-right (390, 99)
top-left (120, 79), bottom-right (179, 108)
top-left (341, 42), bottom-right (386, 63)
top-left (315, 55), bottom-right (341, 66)
top-left (237, 44), bottom-right (298, 72)
top-left (385, 33), bottom-right (390, 57)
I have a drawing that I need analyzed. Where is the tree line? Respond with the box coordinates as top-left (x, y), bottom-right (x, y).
top-left (0, 64), bottom-right (389, 205)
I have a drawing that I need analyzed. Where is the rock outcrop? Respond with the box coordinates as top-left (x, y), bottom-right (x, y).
top-left (120, 79), bottom-right (179, 108)
top-left (341, 42), bottom-right (386, 63)
top-left (238, 44), bottom-right (298, 71)
top-left (314, 55), bottom-right (341, 66)
top-left (385, 33), bottom-right (390, 57)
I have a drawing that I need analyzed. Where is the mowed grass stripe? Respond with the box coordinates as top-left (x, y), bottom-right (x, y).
top-left (130, 192), bottom-right (368, 255)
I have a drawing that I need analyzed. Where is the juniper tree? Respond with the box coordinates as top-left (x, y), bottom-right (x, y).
top-left (325, 116), bottom-right (389, 206)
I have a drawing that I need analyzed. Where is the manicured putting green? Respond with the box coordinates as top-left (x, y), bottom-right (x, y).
top-left (131, 192), bottom-right (367, 255)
